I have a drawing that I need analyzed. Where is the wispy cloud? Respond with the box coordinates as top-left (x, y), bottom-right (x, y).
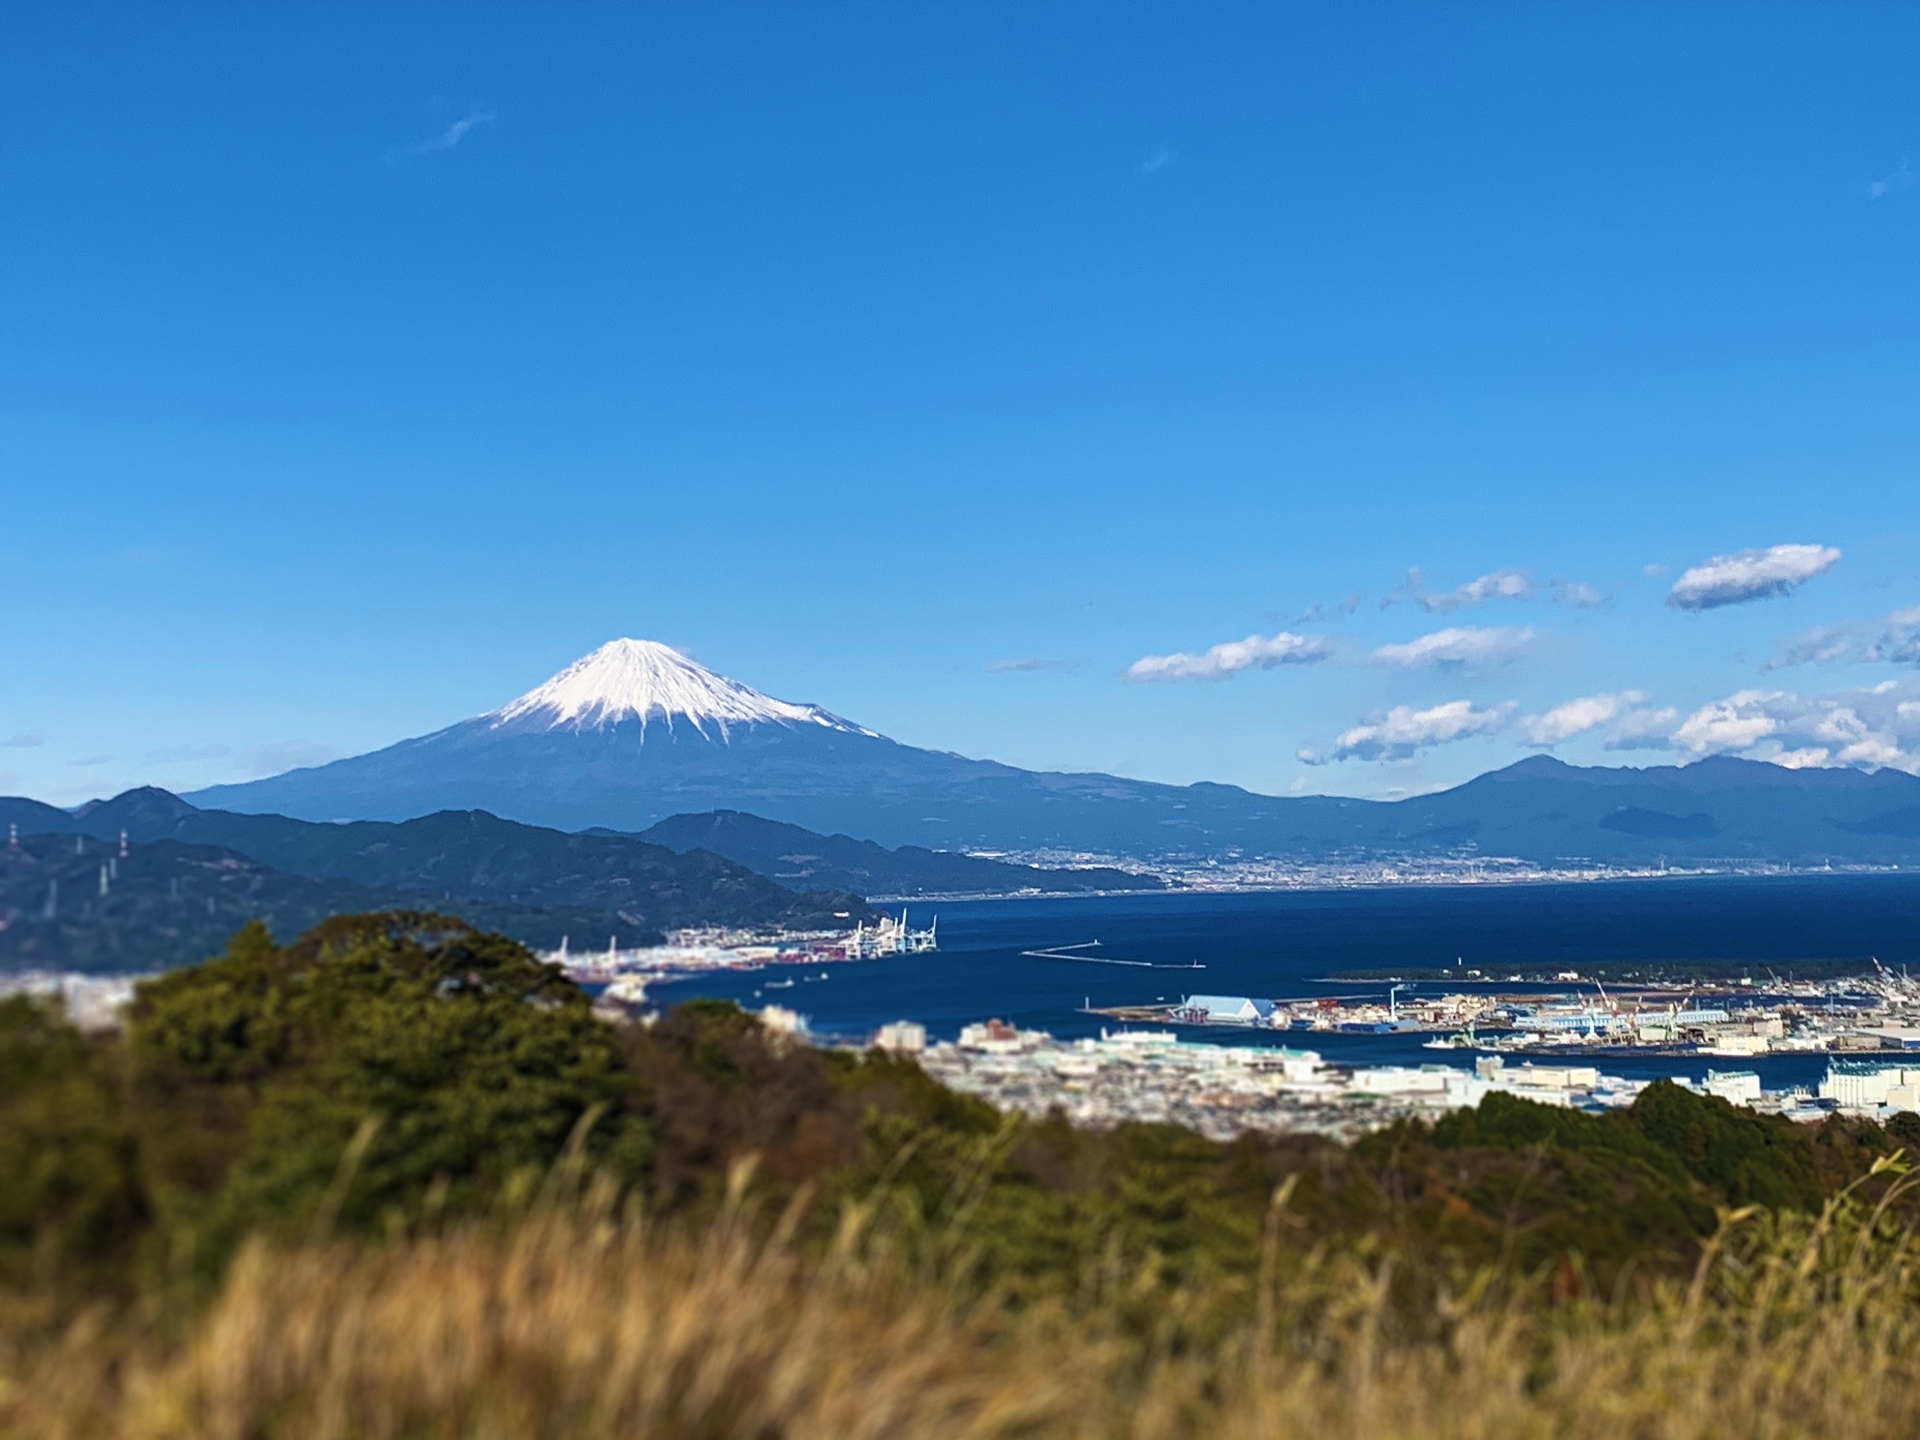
top-left (1139, 144), bottom-right (1177, 175)
top-left (1294, 594), bottom-right (1363, 625)
top-left (0, 732), bottom-right (44, 749)
top-left (1369, 625), bottom-right (1535, 671)
top-left (1759, 604), bottom-right (1920, 671)
top-left (1127, 631), bottom-right (1328, 682)
top-left (1666, 543), bottom-right (1841, 610)
top-left (1383, 567), bottom-right (1534, 613)
top-left (1869, 159), bottom-right (1915, 200)
top-left (388, 109), bottom-right (496, 163)
top-left (69, 754), bottom-right (113, 767)
top-left (1424, 568), bottom-right (1532, 613)
top-left (1521, 690), bottom-right (1649, 747)
top-left (1548, 577), bottom-right (1607, 608)
top-left (1764, 624), bottom-right (1858, 672)
top-left (1302, 700), bottom-right (1516, 764)
top-left (985, 657), bottom-right (1082, 674)
top-left (1866, 605), bottom-right (1920, 665)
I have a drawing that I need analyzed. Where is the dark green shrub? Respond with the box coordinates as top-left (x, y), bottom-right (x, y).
top-left (0, 995), bottom-right (146, 1285)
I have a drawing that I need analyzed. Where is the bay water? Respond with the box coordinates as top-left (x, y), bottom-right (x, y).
top-left (653, 872), bottom-right (1920, 1090)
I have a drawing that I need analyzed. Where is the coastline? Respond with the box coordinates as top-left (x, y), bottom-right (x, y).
top-left (868, 861), bottom-right (1916, 905)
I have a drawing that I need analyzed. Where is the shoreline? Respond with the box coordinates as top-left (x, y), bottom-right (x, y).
top-left (867, 864), bottom-right (1918, 905)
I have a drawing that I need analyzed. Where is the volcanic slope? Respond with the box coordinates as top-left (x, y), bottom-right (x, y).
top-left (185, 639), bottom-right (1920, 864)
top-left (185, 638), bottom-right (1376, 852)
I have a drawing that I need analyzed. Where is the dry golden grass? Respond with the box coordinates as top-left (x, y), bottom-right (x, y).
top-left (9, 1161), bottom-right (1920, 1440)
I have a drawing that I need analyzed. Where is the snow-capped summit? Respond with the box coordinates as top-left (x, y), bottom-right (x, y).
top-left (182, 634), bottom-right (1920, 865)
top-left (489, 639), bottom-right (869, 739)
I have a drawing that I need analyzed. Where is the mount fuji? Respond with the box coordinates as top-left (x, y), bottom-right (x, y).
top-left (186, 638), bottom-right (1348, 852)
top-left (186, 639), bottom-right (1920, 864)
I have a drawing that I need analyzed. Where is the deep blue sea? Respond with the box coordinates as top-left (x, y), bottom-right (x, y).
top-left (651, 873), bottom-right (1920, 1091)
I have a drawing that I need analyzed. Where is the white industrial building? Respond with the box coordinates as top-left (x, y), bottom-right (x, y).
top-left (1819, 1061), bottom-right (1920, 1114)
top-left (1705, 1070), bottom-right (1763, 1105)
top-left (872, 1020), bottom-right (928, 1054)
top-left (1176, 995), bottom-right (1278, 1026)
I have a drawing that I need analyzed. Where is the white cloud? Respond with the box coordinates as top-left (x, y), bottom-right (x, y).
top-left (1773, 747), bottom-right (1832, 769)
top-left (0, 732), bottom-right (44, 748)
top-left (1869, 159), bottom-right (1914, 200)
top-left (1127, 631), bottom-right (1329, 682)
top-left (1139, 144), bottom-right (1177, 175)
top-left (1667, 682), bottom-right (1920, 774)
top-left (1308, 700), bottom-right (1517, 763)
top-left (1666, 544), bottom-right (1842, 610)
top-left (1370, 625), bottom-right (1535, 670)
top-left (388, 109), bottom-right (496, 163)
top-left (1522, 690), bottom-right (1649, 747)
top-left (1672, 689), bottom-right (1791, 755)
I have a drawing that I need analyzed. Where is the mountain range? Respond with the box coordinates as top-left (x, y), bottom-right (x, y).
top-left (181, 639), bottom-right (1920, 866)
top-left (630, 810), bottom-right (1166, 896)
top-left (0, 830), bottom-right (738, 974)
top-left (0, 789), bottom-right (874, 970)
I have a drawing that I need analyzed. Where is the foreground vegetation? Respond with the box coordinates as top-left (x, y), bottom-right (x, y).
top-left (6, 911), bottom-right (1920, 1437)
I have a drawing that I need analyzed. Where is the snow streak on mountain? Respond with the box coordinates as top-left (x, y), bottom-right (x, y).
top-left (489, 639), bottom-right (872, 740)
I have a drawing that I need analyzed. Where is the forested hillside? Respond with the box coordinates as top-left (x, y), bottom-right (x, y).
top-left (635, 808), bottom-right (1166, 895)
top-left (6, 911), bottom-right (1920, 1437)
top-left (0, 796), bottom-right (873, 970)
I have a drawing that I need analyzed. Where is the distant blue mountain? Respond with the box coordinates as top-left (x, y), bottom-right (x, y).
top-left (184, 639), bottom-right (1920, 866)
top-left (630, 810), bottom-right (1166, 896)
top-left (0, 783), bottom-right (872, 967)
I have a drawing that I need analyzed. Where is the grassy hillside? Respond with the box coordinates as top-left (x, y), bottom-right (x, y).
top-left (5, 911), bottom-right (1920, 1435)
top-left (15, 1180), bottom-right (1920, 1440)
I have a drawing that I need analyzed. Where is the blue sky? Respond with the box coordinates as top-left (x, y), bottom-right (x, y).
top-left (3, 2), bottom-right (1918, 806)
